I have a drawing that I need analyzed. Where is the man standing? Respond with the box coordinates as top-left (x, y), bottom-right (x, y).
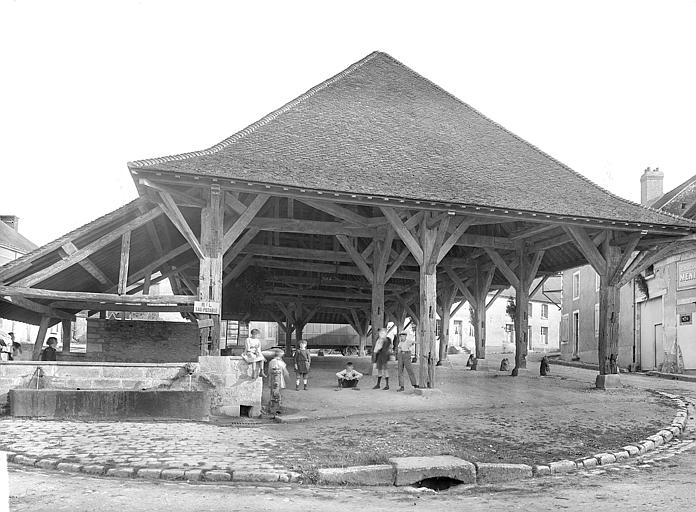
top-left (396, 330), bottom-right (419, 392)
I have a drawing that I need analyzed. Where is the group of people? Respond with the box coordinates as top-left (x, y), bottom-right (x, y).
top-left (0, 332), bottom-right (23, 361)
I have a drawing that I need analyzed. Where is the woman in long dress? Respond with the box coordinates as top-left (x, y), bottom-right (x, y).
top-left (242, 328), bottom-right (266, 379)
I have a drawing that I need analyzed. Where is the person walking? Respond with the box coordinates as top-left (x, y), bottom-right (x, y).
top-left (396, 330), bottom-right (419, 392)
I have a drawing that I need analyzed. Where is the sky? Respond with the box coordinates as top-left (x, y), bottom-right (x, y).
top-left (1, 0), bottom-right (695, 246)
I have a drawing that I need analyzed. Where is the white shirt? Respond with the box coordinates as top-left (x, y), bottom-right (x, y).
top-left (397, 336), bottom-right (416, 352)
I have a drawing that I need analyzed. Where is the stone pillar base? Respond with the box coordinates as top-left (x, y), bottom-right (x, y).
top-left (595, 374), bottom-right (622, 389)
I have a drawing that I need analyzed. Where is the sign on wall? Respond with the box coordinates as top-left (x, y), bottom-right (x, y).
top-left (194, 301), bottom-right (221, 315)
top-left (677, 259), bottom-right (696, 290)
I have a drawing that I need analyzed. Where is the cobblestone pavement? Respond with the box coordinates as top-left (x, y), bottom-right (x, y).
top-left (0, 419), bottom-right (286, 472)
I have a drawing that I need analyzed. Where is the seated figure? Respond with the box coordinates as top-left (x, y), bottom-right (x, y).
top-left (336, 362), bottom-right (363, 390)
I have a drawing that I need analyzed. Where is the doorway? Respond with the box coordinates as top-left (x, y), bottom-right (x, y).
top-left (640, 298), bottom-right (663, 370)
top-left (572, 311), bottom-right (580, 358)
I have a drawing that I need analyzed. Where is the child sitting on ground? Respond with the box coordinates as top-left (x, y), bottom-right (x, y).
top-left (336, 362), bottom-right (363, 390)
top-left (293, 340), bottom-right (311, 391)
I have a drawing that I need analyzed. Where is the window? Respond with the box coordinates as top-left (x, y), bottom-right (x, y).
top-left (504, 324), bottom-right (514, 333)
top-left (572, 271), bottom-right (580, 300)
top-left (645, 265), bottom-right (655, 278)
top-left (595, 272), bottom-right (600, 292)
top-left (561, 314), bottom-right (569, 342)
top-left (528, 302), bottom-right (533, 317)
top-left (541, 304), bottom-right (549, 319)
top-left (541, 326), bottom-right (549, 345)
top-left (594, 303), bottom-right (600, 339)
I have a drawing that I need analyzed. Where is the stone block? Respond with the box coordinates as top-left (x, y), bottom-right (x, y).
top-left (622, 445), bottom-right (640, 456)
top-left (549, 460), bottom-right (576, 474)
top-left (82, 464), bottom-right (106, 475)
top-left (184, 469), bottom-right (203, 481)
top-left (204, 470), bottom-right (232, 482)
top-left (36, 459), bottom-right (59, 469)
top-left (648, 435), bottom-right (665, 447)
top-left (317, 465), bottom-right (394, 486)
top-left (14, 455), bottom-right (38, 466)
top-left (233, 470), bottom-right (282, 483)
top-left (595, 374), bottom-right (622, 389)
top-left (612, 451), bottom-right (629, 461)
top-left (388, 456), bottom-right (476, 486)
top-left (641, 440), bottom-right (656, 452)
top-left (274, 415), bottom-right (308, 424)
top-left (669, 426), bottom-right (681, 436)
top-left (582, 458), bottom-right (597, 469)
top-left (161, 469), bottom-right (187, 480)
top-left (475, 463), bottom-right (532, 484)
top-left (56, 462), bottom-right (83, 472)
top-left (107, 467), bottom-right (136, 478)
top-left (532, 465), bottom-right (550, 476)
top-left (594, 453), bottom-right (616, 465)
top-left (137, 468), bottom-right (162, 479)
top-left (659, 430), bottom-right (673, 442)
top-left (413, 388), bottom-right (443, 397)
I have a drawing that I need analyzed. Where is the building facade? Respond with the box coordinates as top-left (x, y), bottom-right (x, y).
top-left (561, 168), bottom-right (696, 371)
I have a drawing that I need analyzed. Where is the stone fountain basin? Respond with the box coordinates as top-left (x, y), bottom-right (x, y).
top-left (8, 389), bottom-right (210, 420)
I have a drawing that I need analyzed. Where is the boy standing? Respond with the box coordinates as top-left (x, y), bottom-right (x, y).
top-left (293, 340), bottom-right (311, 390)
top-left (336, 362), bottom-right (363, 390)
top-left (41, 337), bottom-right (58, 361)
top-left (396, 331), bottom-right (419, 392)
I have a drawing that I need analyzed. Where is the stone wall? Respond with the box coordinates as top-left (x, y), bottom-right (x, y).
top-left (86, 318), bottom-right (198, 363)
top-left (0, 357), bottom-right (263, 418)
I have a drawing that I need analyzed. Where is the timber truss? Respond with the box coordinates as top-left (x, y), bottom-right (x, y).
top-left (1, 173), bottom-right (695, 385)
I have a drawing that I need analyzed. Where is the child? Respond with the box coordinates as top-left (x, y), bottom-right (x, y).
top-left (372, 328), bottom-right (392, 390)
top-left (41, 337), bottom-right (58, 361)
top-left (242, 328), bottom-right (266, 379)
top-left (268, 348), bottom-right (290, 415)
top-left (293, 340), bottom-right (311, 391)
top-left (336, 362), bottom-right (363, 390)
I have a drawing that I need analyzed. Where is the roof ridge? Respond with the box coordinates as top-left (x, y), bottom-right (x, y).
top-left (375, 53), bottom-right (696, 228)
top-left (128, 51), bottom-right (381, 169)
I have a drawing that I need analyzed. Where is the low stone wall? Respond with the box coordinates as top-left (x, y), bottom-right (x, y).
top-left (9, 389), bottom-right (210, 420)
top-left (0, 357), bottom-right (262, 418)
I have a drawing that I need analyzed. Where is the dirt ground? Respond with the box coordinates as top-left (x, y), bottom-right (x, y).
top-left (260, 353), bottom-right (677, 475)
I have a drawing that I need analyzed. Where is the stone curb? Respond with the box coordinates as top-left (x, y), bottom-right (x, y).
top-left (5, 392), bottom-right (691, 488)
top-left (532, 391), bottom-right (693, 478)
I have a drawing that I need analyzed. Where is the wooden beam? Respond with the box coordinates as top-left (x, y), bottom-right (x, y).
top-left (0, 200), bottom-right (143, 284)
top-left (526, 250), bottom-right (545, 288)
top-left (444, 266), bottom-right (476, 305)
top-left (138, 203), bottom-right (164, 256)
top-left (427, 215), bottom-right (450, 270)
top-left (0, 285), bottom-right (196, 304)
top-left (335, 235), bottom-right (374, 283)
top-left (251, 257), bottom-right (419, 280)
top-left (50, 301), bottom-right (194, 313)
top-left (157, 191), bottom-right (205, 259)
top-left (268, 287), bottom-right (372, 300)
top-left (564, 226), bottom-right (607, 275)
top-left (222, 228), bottom-right (260, 268)
top-left (12, 207), bottom-right (162, 288)
top-left (248, 217), bottom-right (376, 237)
top-left (385, 246), bottom-right (411, 282)
top-left (530, 275), bottom-right (550, 298)
top-left (223, 254), bottom-right (254, 286)
top-left (380, 207), bottom-right (424, 266)
top-left (437, 217), bottom-right (474, 263)
top-left (296, 198), bottom-right (370, 226)
top-left (454, 234), bottom-right (515, 250)
top-left (0, 295), bottom-right (73, 321)
top-left (32, 316), bottom-right (51, 360)
top-left (222, 193), bottom-right (270, 252)
top-left (117, 231), bottom-right (132, 295)
top-left (483, 248), bottom-right (520, 288)
top-left (486, 289), bottom-right (504, 310)
top-left (60, 242), bottom-right (112, 286)
top-left (139, 178), bottom-right (206, 207)
top-left (509, 223), bottom-right (557, 241)
top-left (118, 242), bottom-right (193, 291)
top-left (610, 233), bottom-right (643, 285)
top-left (241, 243), bottom-right (353, 263)
top-left (529, 233), bottom-right (572, 252)
top-left (262, 296), bottom-right (370, 310)
top-left (225, 193), bottom-right (248, 215)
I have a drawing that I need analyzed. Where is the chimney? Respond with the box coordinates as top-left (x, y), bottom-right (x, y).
top-left (0, 215), bottom-right (20, 232)
top-left (640, 167), bottom-right (664, 206)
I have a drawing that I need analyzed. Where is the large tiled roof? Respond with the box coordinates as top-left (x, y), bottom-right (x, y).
top-left (129, 51), bottom-right (692, 228)
top-left (0, 220), bottom-right (37, 254)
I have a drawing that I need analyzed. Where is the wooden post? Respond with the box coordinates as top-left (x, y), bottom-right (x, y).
top-left (117, 231), bottom-right (131, 295)
top-left (437, 286), bottom-right (456, 364)
top-left (473, 265), bottom-right (494, 363)
top-left (418, 213), bottom-right (439, 387)
top-left (142, 267), bottom-right (152, 296)
top-left (199, 186), bottom-right (224, 355)
top-left (32, 316), bottom-right (51, 360)
top-left (371, 241), bottom-right (386, 347)
top-left (513, 253), bottom-right (530, 374)
top-left (61, 319), bottom-right (72, 354)
top-left (598, 236), bottom-right (622, 377)
top-left (284, 310), bottom-right (295, 356)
